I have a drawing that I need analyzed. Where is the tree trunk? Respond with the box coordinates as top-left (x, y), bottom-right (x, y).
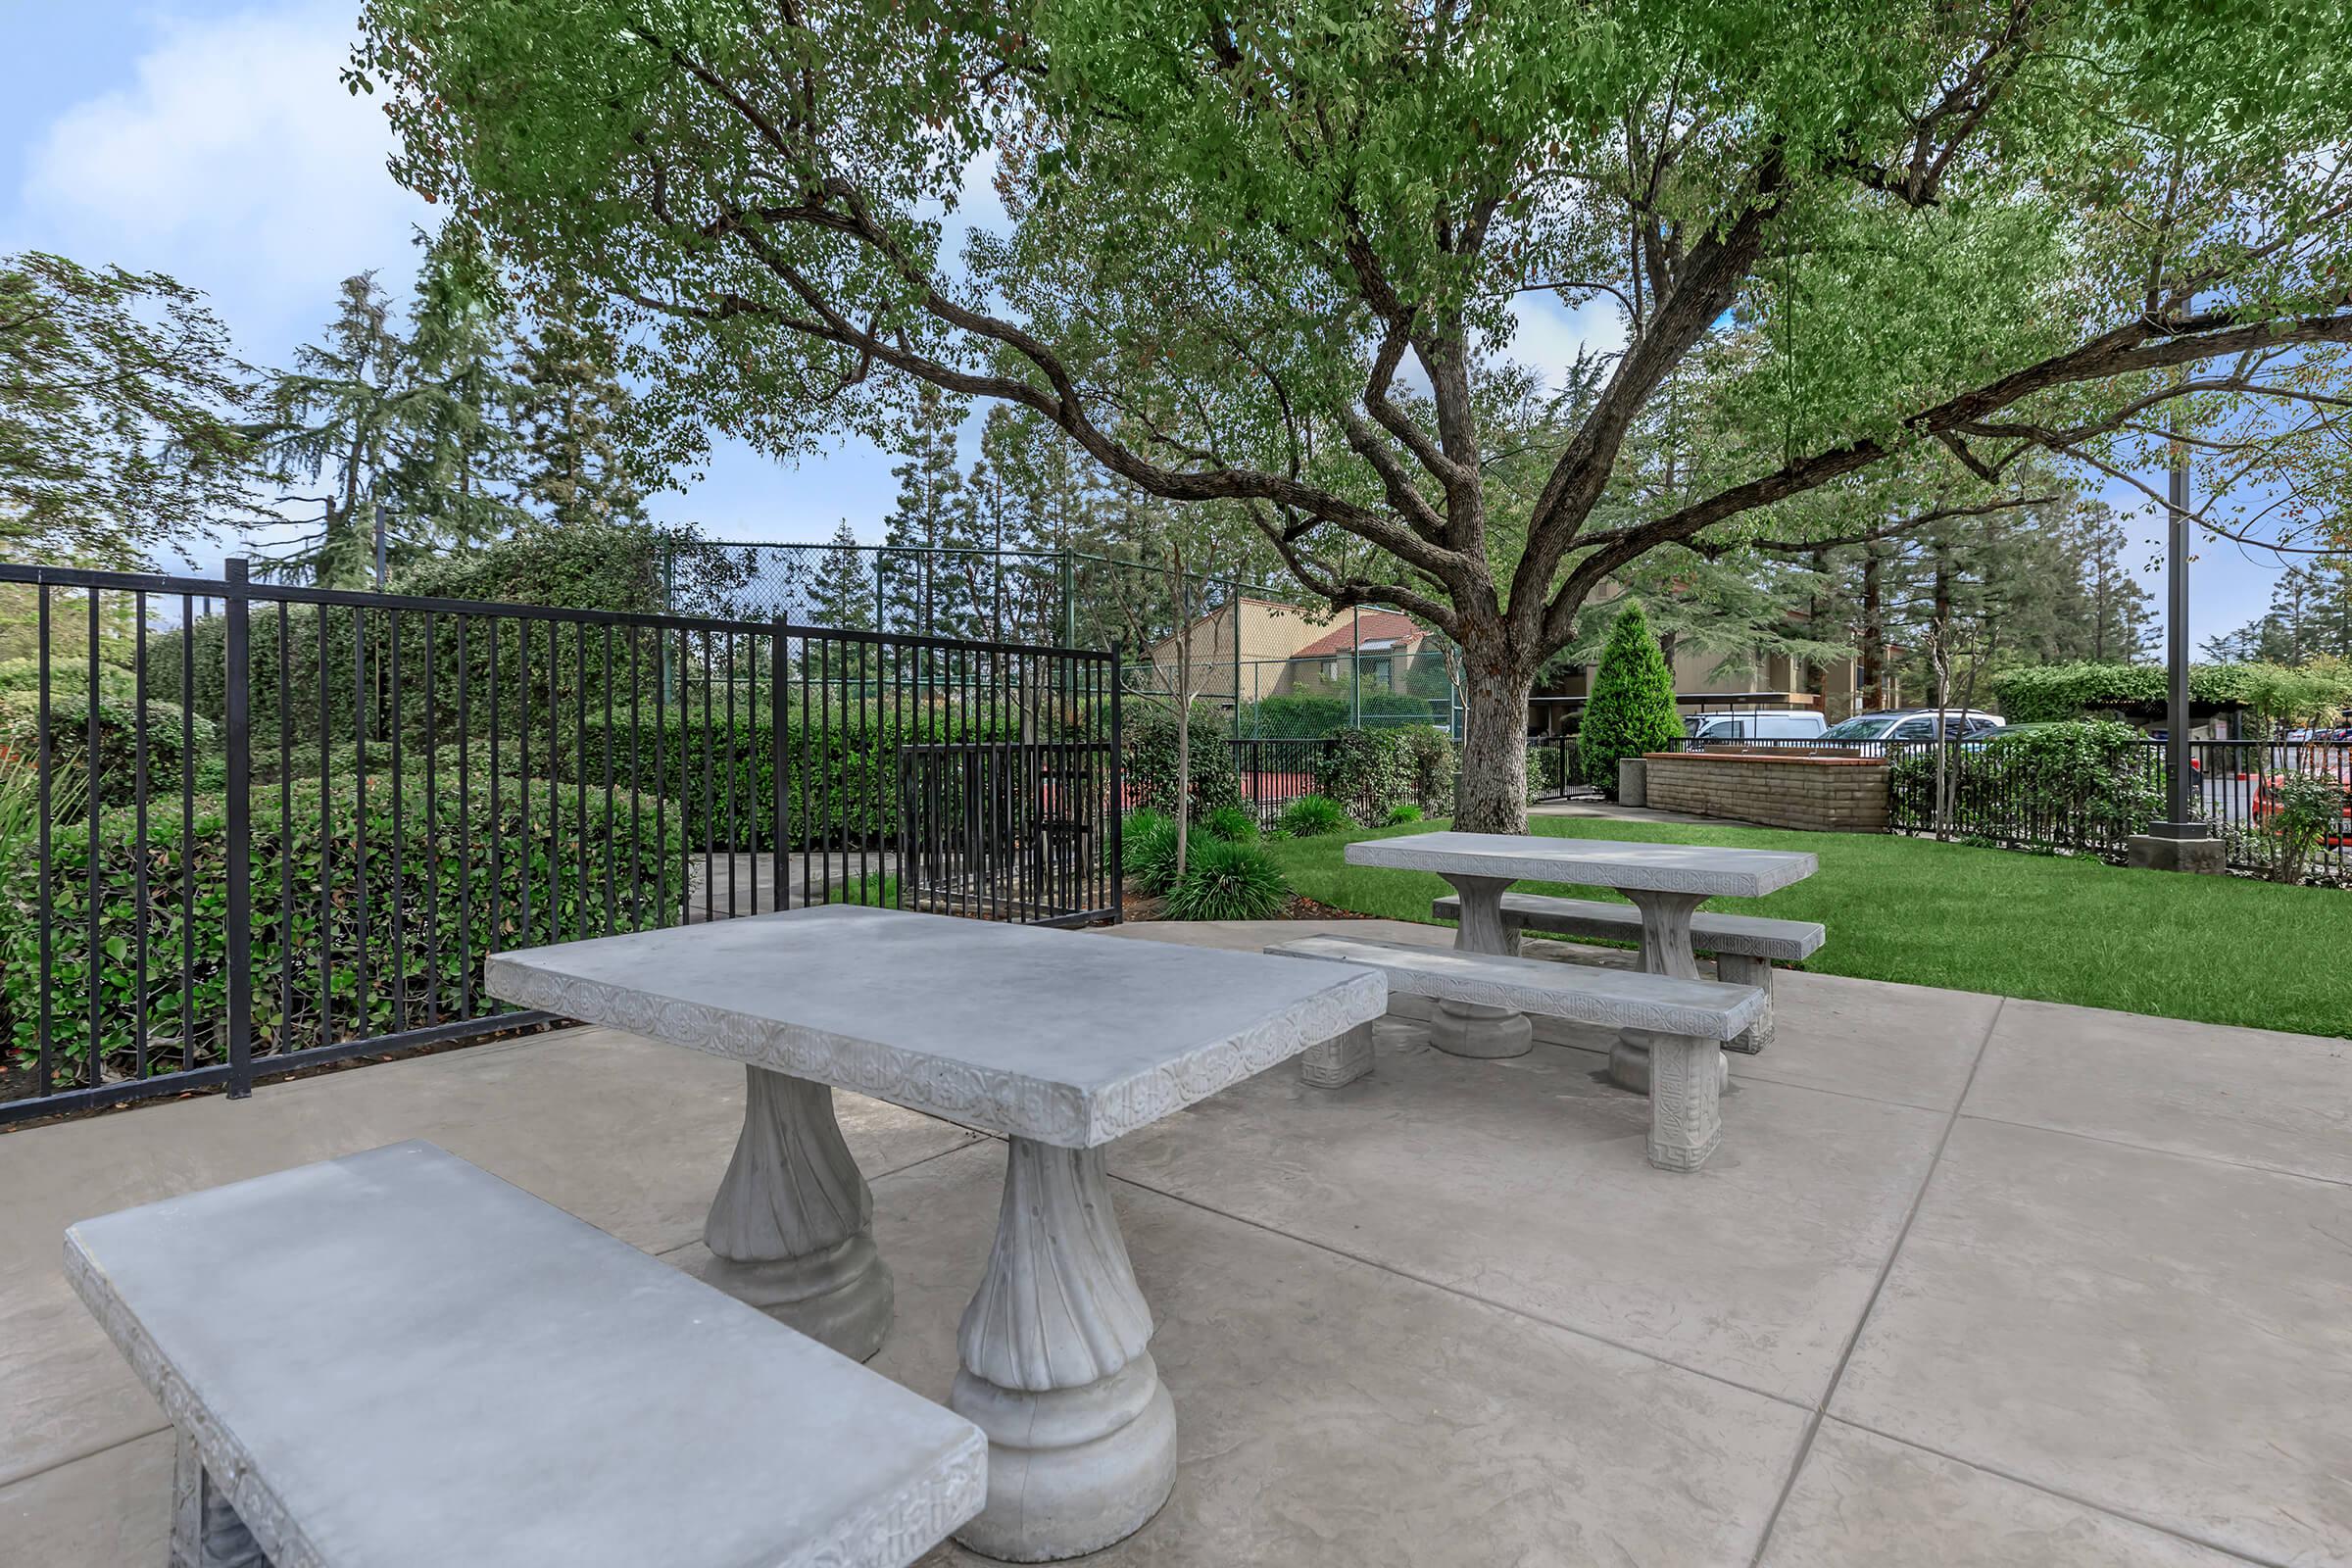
top-left (1453, 633), bottom-right (1533, 834)
top-left (1859, 545), bottom-right (1886, 706)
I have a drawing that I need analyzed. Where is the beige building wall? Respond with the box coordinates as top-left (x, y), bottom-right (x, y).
top-left (1144, 598), bottom-right (1348, 700)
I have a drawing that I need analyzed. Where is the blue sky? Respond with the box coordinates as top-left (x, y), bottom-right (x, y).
top-left (0, 0), bottom-right (2288, 644)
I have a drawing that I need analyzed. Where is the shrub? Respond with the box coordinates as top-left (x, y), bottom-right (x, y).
top-left (1122, 702), bottom-right (1243, 819)
top-left (1120, 809), bottom-right (1182, 893)
top-left (1395, 725), bottom-right (1457, 813)
top-left (577, 703), bottom-right (1022, 851)
top-left (0, 658), bottom-right (138, 702)
top-left (0, 774), bottom-right (683, 1084)
top-left (1385, 802), bottom-right (1423, 826)
top-left (1162, 837), bottom-right (1291, 920)
top-left (1278, 793), bottom-right (1348, 837)
top-left (1888, 719), bottom-right (2163, 852)
top-left (2254, 766), bottom-right (2350, 884)
top-left (1578, 601), bottom-right (1681, 791)
top-left (0, 685), bottom-right (218, 807)
top-left (1200, 805), bottom-right (1259, 843)
top-left (1314, 727), bottom-right (1415, 824)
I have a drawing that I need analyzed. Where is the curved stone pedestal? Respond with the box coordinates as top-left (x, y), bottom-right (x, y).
top-left (953, 1139), bottom-right (1176, 1561)
top-left (1429, 999), bottom-right (1535, 1058)
top-left (700, 1066), bottom-right (894, 1362)
top-left (950, 1357), bottom-right (1179, 1562)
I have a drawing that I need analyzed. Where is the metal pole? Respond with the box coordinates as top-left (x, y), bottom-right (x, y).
top-left (2166, 409), bottom-right (2191, 830)
top-left (222, 559), bottom-right (254, 1099)
top-left (1349, 605), bottom-right (1362, 728)
top-left (372, 503), bottom-right (388, 591)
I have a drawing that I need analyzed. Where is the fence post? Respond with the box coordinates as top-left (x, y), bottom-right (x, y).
top-left (772, 617), bottom-right (790, 912)
top-left (223, 559), bottom-right (254, 1100)
top-left (1108, 645), bottom-right (1124, 925)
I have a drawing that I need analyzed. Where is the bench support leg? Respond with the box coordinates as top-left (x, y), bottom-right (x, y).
top-left (698, 1065), bottom-right (894, 1362)
top-left (170, 1432), bottom-right (267, 1568)
top-left (1642, 1031), bottom-right (1725, 1171)
top-left (1607, 890), bottom-right (1729, 1095)
top-left (1431, 873), bottom-right (1533, 1059)
top-left (1298, 1021), bottom-right (1374, 1088)
top-left (1713, 955), bottom-right (1776, 1053)
top-left (952, 1138), bottom-right (1177, 1562)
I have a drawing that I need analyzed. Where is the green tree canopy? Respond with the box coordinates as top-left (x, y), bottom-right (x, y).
top-left (355, 0), bottom-right (2352, 827)
top-left (0, 252), bottom-right (258, 567)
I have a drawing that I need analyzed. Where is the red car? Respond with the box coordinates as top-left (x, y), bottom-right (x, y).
top-left (2251, 756), bottom-right (2352, 849)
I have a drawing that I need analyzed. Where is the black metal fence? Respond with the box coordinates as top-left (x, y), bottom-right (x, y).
top-left (0, 560), bottom-right (1120, 1125)
top-left (1885, 735), bottom-right (2352, 879)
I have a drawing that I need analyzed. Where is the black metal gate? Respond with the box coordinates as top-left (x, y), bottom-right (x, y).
top-left (0, 559), bottom-right (1121, 1125)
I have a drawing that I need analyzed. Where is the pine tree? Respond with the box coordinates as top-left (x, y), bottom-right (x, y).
top-left (877, 384), bottom-right (973, 638)
top-left (1579, 600), bottom-right (1681, 793)
top-left (809, 519), bottom-right (875, 630)
top-left (511, 297), bottom-right (647, 530)
top-left (258, 273), bottom-right (416, 586)
top-left (388, 231), bottom-right (531, 553)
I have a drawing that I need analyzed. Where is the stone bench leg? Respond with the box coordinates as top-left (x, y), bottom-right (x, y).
top-left (952, 1139), bottom-right (1178, 1561)
top-left (1714, 956), bottom-right (1776, 1054)
top-left (1298, 1022), bottom-right (1374, 1088)
top-left (696, 1065), bottom-right (894, 1362)
top-left (1642, 1031), bottom-right (1725, 1172)
top-left (171, 1432), bottom-right (267, 1568)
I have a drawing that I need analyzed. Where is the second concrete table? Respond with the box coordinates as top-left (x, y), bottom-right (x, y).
top-left (487, 905), bottom-right (1386, 1563)
top-left (1343, 830), bottom-right (1816, 1085)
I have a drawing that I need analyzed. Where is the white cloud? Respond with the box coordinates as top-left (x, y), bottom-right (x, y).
top-left (17, 3), bottom-right (432, 338)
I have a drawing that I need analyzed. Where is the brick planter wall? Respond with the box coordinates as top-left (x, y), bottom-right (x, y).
top-left (1642, 750), bottom-right (1890, 833)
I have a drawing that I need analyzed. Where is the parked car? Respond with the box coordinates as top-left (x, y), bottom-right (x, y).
top-left (1818, 709), bottom-right (2006, 745)
top-left (1684, 711), bottom-right (1829, 747)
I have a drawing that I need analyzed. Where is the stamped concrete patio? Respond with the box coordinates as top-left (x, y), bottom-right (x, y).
top-left (5, 918), bottom-right (2347, 1566)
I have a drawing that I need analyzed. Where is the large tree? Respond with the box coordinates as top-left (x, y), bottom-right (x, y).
top-left (358, 0), bottom-right (2352, 828)
top-left (0, 252), bottom-right (257, 567)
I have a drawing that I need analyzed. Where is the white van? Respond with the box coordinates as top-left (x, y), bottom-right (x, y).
top-left (1685, 711), bottom-right (1829, 747)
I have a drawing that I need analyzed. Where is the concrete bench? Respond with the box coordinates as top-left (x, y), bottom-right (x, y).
top-left (65, 1141), bottom-right (986, 1568)
top-left (1432, 893), bottom-right (1823, 1053)
top-left (1267, 935), bottom-right (1765, 1171)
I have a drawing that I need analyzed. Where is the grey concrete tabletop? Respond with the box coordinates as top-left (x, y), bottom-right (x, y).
top-left (1346, 830), bottom-right (1817, 898)
top-left (485, 905), bottom-right (1388, 1147)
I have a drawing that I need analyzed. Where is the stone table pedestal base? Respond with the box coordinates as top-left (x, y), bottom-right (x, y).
top-left (952, 1139), bottom-right (1177, 1562)
top-left (695, 1065), bottom-right (894, 1362)
top-left (1432, 871), bottom-right (1534, 1059)
top-left (1607, 889), bottom-right (1730, 1097)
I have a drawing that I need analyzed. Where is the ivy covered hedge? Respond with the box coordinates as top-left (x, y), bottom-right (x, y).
top-left (0, 775), bottom-right (681, 1086)
top-left (1988, 662), bottom-right (2252, 723)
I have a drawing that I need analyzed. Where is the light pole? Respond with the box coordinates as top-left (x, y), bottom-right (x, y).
top-left (2129, 366), bottom-right (2221, 870)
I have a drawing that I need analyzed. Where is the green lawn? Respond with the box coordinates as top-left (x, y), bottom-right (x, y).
top-left (1262, 817), bottom-right (2352, 1040)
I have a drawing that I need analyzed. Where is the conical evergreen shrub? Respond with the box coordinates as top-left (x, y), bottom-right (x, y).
top-left (1578, 600), bottom-right (1681, 792)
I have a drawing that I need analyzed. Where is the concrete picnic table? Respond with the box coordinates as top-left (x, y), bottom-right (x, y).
top-left (486, 904), bottom-right (1386, 1562)
top-left (1343, 830), bottom-right (1816, 1086)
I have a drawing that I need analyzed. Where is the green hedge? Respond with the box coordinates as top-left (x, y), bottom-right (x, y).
top-left (0, 775), bottom-right (682, 1084)
top-left (1122, 704), bottom-right (1243, 819)
top-left (1889, 720), bottom-right (2166, 854)
top-left (1988, 662), bottom-right (2253, 723)
top-left (1311, 725), bottom-right (1456, 825)
top-left (577, 704), bottom-right (1026, 851)
top-left (0, 685), bottom-right (217, 807)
